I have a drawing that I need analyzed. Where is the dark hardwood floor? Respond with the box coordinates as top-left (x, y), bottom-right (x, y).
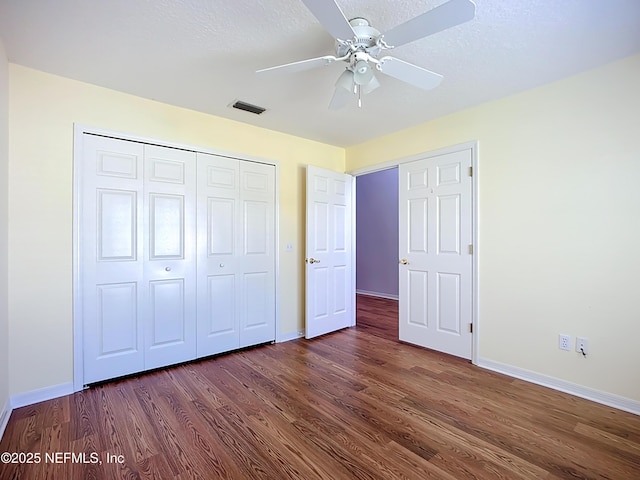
top-left (2, 300), bottom-right (639, 479)
top-left (356, 294), bottom-right (398, 342)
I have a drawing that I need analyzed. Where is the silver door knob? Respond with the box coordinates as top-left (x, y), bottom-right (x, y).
top-left (306, 258), bottom-right (320, 264)
top-left (165, 267), bottom-right (171, 271)
top-left (399, 259), bottom-right (409, 265)
top-left (219, 263), bottom-right (224, 267)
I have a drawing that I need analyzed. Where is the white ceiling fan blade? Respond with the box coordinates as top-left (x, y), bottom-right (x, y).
top-left (256, 55), bottom-right (338, 75)
top-left (382, 0), bottom-right (476, 48)
top-left (301, 0), bottom-right (356, 41)
top-left (378, 57), bottom-right (443, 90)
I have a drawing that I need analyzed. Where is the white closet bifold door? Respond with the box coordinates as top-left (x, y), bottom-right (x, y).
top-left (81, 133), bottom-right (275, 385)
top-left (196, 154), bottom-right (276, 357)
top-left (196, 153), bottom-right (242, 356)
top-left (238, 160), bottom-right (276, 348)
top-left (81, 136), bottom-right (198, 384)
top-left (82, 135), bottom-right (146, 384)
top-left (143, 145), bottom-right (197, 370)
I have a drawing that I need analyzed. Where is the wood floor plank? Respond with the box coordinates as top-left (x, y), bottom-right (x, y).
top-left (68, 433), bottom-right (102, 480)
top-left (1, 294), bottom-right (639, 479)
top-left (245, 409), bottom-right (343, 480)
top-left (134, 379), bottom-right (235, 479)
top-left (289, 416), bottom-right (383, 480)
top-left (37, 422), bottom-right (70, 480)
top-left (384, 440), bottom-right (460, 480)
top-left (574, 422), bottom-right (640, 457)
top-left (192, 399), bottom-right (282, 479)
top-left (106, 381), bottom-right (160, 463)
top-left (356, 294), bottom-right (399, 342)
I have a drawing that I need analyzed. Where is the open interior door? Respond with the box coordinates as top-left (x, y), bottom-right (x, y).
top-left (305, 166), bottom-right (354, 339)
top-left (398, 148), bottom-right (473, 359)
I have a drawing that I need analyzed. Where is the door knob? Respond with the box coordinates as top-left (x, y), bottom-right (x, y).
top-left (165, 267), bottom-right (172, 271)
top-left (399, 259), bottom-right (409, 265)
top-left (306, 258), bottom-right (320, 264)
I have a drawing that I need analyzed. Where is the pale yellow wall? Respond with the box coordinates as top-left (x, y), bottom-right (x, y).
top-left (8, 65), bottom-right (344, 395)
top-left (0, 39), bottom-right (9, 412)
top-left (8, 54), bottom-right (640, 405)
top-left (347, 54), bottom-right (640, 402)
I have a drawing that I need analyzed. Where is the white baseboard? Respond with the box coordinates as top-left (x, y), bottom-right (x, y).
top-left (356, 289), bottom-right (399, 301)
top-left (0, 397), bottom-right (11, 443)
top-left (478, 358), bottom-right (640, 416)
top-left (10, 382), bottom-right (74, 410)
top-left (277, 331), bottom-right (304, 343)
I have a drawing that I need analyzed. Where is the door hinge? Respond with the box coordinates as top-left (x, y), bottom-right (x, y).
top-left (469, 323), bottom-right (473, 333)
top-left (469, 166), bottom-right (473, 177)
top-left (468, 244), bottom-right (473, 255)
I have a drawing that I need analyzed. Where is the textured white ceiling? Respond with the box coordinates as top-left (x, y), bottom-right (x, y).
top-left (1, 0), bottom-right (639, 146)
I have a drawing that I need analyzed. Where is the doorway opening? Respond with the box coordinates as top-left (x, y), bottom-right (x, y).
top-left (355, 167), bottom-right (400, 342)
top-left (351, 142), bottom-right (477, 361)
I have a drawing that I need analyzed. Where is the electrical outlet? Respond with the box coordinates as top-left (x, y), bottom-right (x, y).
top-left (576, 337), bottom-right (588, 356)
top-left (559, 334), bottom-right (571, 351)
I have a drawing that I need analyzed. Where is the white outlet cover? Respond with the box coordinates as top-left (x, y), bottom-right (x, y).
top-left (559, 334), bottom-right (571, 351)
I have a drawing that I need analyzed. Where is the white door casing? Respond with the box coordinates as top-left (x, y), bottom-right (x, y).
top-left (398, 148), bottom-right (473, 359)
top-left (305, 166), bottom-right (354, 339)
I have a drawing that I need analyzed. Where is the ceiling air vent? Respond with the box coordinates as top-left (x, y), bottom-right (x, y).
top-left (230, 100), bottom-right (267, 115)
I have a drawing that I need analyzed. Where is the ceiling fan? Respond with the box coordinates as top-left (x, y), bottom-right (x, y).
top-left (257, 0), bottom-right (476, 109)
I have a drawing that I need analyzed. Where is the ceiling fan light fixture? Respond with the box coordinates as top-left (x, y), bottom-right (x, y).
top-left (259, 0), bottom-right (476, 110)
top-left (362, 74), bottom-right (380, 94)
top-left (335, 69), bottom-right (354, 91)
top-left (353, 60), bottom-right (373, 85)
top-left (330, 70), bottom-right (355, 110)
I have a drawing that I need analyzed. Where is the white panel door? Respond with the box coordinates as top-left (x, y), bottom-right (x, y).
top-left (143, 145), bottom-right (197, 369)
top-left (305, 166), bottom-right (354, 339)
top-left (81, 133), bottom-right (277, 384)
top-left (197, 155), bottom-right (276, 354)
top-left (196, 153), bottom-right (242, 356)
top-left (82, 135), bottom-right (145, 383)
top-left (398, 149), bottom-right (473, 359)
top-left (239, 161), bottom-right (276, 347)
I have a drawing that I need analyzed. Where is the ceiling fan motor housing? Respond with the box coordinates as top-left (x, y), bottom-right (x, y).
top-left (336, 18), bottom-right (382, 58)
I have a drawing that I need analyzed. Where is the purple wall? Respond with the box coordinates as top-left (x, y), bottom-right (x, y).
top-left (356, 168), bottom-right (399, 298)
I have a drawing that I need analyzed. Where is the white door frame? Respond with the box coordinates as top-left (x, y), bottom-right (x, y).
top-left (348, 141), bottom-right (479, 364)
top-left (72, 124), bottom-right (281, 391)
